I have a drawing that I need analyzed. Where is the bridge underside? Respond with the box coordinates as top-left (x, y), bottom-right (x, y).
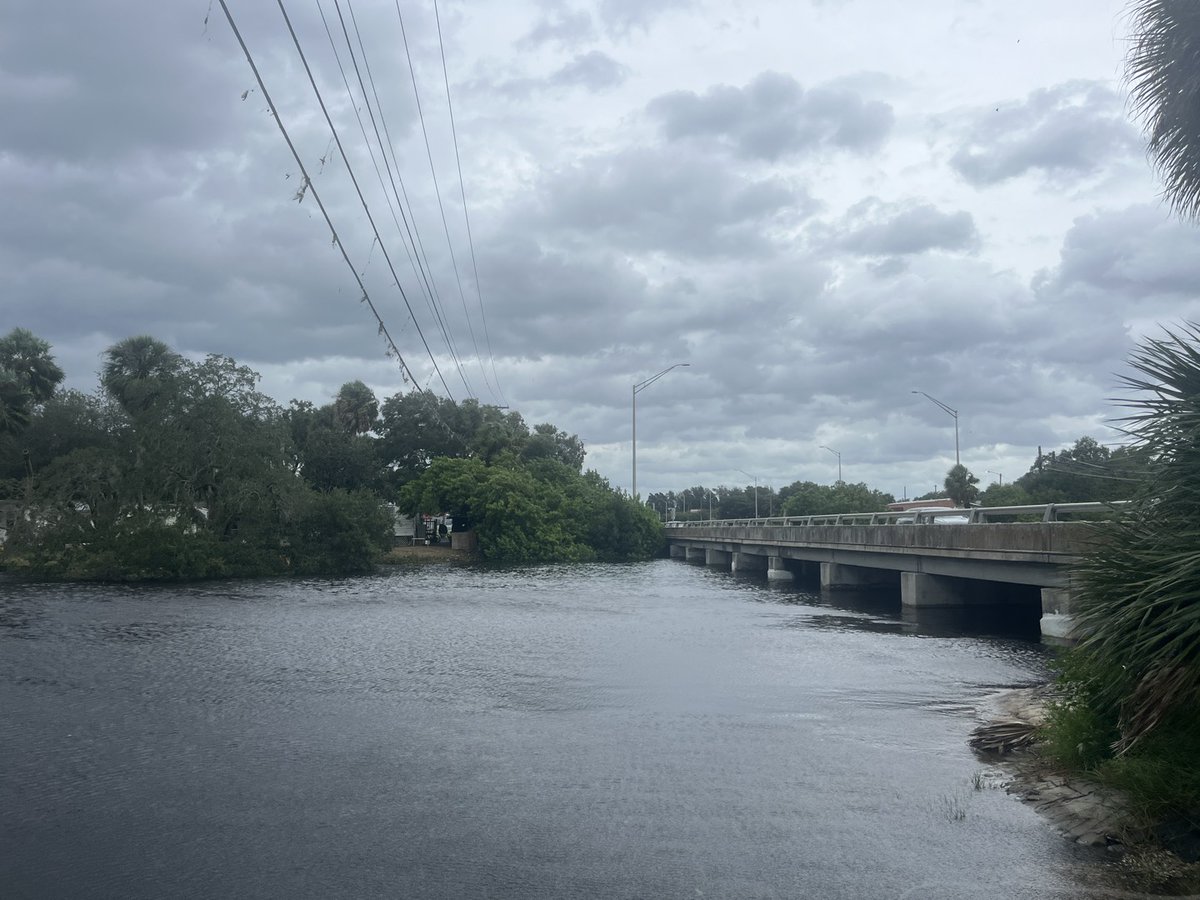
top-left (669, 527), bottom-right (1081, 643)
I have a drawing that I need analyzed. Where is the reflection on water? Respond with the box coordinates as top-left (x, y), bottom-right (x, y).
top-left (0, 561), bottom-right (1118, 899)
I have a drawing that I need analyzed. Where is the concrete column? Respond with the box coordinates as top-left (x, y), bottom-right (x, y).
top-left (706, 549), bottom-right (733, 567)
top-left (669, 544), bottom-right (686, 559)
top-left (685, 547), bottom-right (706, 563)
top-left (821, 563), bottom-right (892, 590)
top-left (731, 552), bottom-right (767, 573)
top-left (767, 556), bottom-right (794, 582)
top-left (1040, 587), bottom-right (1078, 644)
top-left (902, 572), bottom-right (964, 607)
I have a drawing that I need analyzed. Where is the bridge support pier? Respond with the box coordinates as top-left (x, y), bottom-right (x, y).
top-left (669, 544), bottom-right (686, 559)
top-left (731, 552), bottom-right (767, 574)
top-left (821, 563), bottom-right (893, 590)
top-left (767, 556), bottom-right (793, 582)
top-left (901, 572), bottom-right (1007, 607)
top-left (706, 549), bottom-right (733, 567)
top-left (684, 547), bottom-right (706, 563)
top-left (1040, 588), bottom-right (1078, 644)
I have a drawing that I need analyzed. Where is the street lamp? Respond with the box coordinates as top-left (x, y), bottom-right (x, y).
top-left (737, 468), bottom-right (760, 518)
top-left (632, 363), bottom-right (690, 500)
top-left (911, 390), bottom-right (960, 466)
top-left (987, 469), bottom-right (1003, 485)
top-left (819, 445), bottom-right (842, 482)
top-left (707, 488), bottom-right (719, 522)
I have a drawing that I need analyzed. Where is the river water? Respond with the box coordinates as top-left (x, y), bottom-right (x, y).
top-left (1, 560), bottom-right (1126, 898)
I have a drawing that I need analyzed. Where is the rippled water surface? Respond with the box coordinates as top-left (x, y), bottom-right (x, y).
top-left (1, 561), bottom-right (1120, 898)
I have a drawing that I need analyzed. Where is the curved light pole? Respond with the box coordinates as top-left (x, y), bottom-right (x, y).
top-left (737, 468), bottom-right (760, 518)
top-left (819, 445), bottom-right (842, 482)
top-left (912, 390), bottom-right (959, 466)
top-left (632, 363), bottom-right (689, 500)
top-left (987, 469), bottom-right (1003, 486)
top-left (707, 488), bottom-right (719, 522)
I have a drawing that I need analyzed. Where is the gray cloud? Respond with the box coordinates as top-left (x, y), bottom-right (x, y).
top-left (949, 81), bottom-right (1142, 186)
top-left (1033, 204), bottom-right (1200, 318)
top-left (647, 71), bottom-right (894, 160)
top-left (550, 51), bottom-right (628, 90)
top-left (517, 9), bottom-right (597, 49)
top-left (833, 200), bottom-right (980, 257)
top-left (534, 146), bottom-right (812, 257)
top-left (598, 0), bottom-right (694, 36)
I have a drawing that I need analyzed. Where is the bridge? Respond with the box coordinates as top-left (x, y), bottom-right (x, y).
top-left (665, 503), bottom-right (1122, 643)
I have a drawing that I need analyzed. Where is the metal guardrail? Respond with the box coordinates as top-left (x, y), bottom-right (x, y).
top-left (663, 501), bottom-right (1129, 529)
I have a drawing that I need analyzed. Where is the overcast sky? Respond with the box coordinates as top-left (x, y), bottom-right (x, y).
top-left (4, 0), bottom-right (1197, 501)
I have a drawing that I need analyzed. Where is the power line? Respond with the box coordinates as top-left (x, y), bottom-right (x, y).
top-left (432, 0), bottom-right (506, 406)
top-left (341, 1), bottom-right (469, 397)
top-left (215, 0), bottom-right (429, 393)
top-left (269, 0), bottom-right (456, 399)
top-left (394, 0), bottom-right (497, 402)
top-left (316, 0), bottom-right (474, 398)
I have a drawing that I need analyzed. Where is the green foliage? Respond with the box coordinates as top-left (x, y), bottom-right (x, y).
top-left (1069, 325), bottom-right (1200, 753)
top-left (401, 457), bottom-right (662, 564)
top-left (942, 464), bottom-right (979, 507)
top-left (1127, 0), bottom-right (1200, 220)
top-left (780, 481), bottom-right (895, 517)
top-left (979, 482), bottom-right (1032, 507)
top-left (1015, 436), bottom-right (1148, 503)
top-left (333, 380), bottom-right (379, 435)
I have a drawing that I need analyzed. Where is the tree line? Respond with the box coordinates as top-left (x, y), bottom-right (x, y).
top-left (649, 437), bottom-right (1146, 522)
top-left (0, 331), bottom-right (661, 579)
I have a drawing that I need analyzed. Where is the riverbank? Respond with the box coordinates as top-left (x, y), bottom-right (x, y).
top-left (379, 543), bottom-right (476, 564)
top-left (975, 688), bottom-right (1200, 895)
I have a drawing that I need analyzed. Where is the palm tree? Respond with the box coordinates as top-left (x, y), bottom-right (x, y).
top-left (0, 369), bottom-right (32, 435)
top-left (1074, 322), bottom-right (1200, 750)
top-left (0, 328), bottom-right (64, 406)
top-left (333, 381), bottom-right (379, 435)
top-left (100, 335), bottom-right (182, 415)
top-left (1127, 0), bottom-right (1200, 218)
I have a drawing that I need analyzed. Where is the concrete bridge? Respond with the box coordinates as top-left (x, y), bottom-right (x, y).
top-left (666, 503), bottom-right (1121, 642)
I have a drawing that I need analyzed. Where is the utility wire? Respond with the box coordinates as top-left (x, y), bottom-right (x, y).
top-left (317, 0), bottom-right (474, 398)
top-left (394, 0), bottom-right (497, 402)
top-left (342, 0), bottom-right (466, 392)
top-left (270, 0), bottom-right (456, 399)
top-left (432, 0), bottom-right (505, 405)
top-left (215, 0), bottom-right (431, 393)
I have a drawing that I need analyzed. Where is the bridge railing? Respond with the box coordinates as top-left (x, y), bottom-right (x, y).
top-left (663, 501), bottom-right (1128, 529)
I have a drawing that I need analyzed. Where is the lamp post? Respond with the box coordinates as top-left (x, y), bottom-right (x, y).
top-left (819, 445), bottom-right (842, 482)
top-left (632, 363), bottom-right (690, 500)
top-left (737, 468), bottom-right (759, 518)
top-left (911, 390), bottom-right (959, 466)
top-left (707, 488), bottom-right (719, 522)
top-left (987, 470), bottom-right (1003, 486)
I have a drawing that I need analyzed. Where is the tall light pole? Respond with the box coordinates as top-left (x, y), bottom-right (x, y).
top-left (707, 488), bottom-right (719, 522)
top-left (911, 390), bottom-right (960, 466)
top-left (819, 445), bottom-right (842, 482)
top-left (737, 468), bottom-right (759, 518)
top-left (632, 363), bottom-right (690, 500)
top-left (987, 469), bottom-right (1003, 486)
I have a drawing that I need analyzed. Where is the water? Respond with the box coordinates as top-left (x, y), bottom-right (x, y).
top-left (0, 561), bottom-right (1121, 898)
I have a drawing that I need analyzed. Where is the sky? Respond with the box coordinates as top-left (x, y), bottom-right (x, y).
top-left (4, 0), bottom-right (1199, 502)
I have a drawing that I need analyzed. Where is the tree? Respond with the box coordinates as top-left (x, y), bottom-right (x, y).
top-left (1073, 323), bottom-right (1200, 750)
top-left (1127, 0), bottom-right (1200, 219)
top-left (100, 335), bottom-right (182, 415)
top-left (333, 380), bottom-right (379, 435)
top-left (943, 464), bottom-right (979, 507)
top-left (521, 423), bottom-right (586, 471)
top-left (0, 328), bottom-right (64, 406)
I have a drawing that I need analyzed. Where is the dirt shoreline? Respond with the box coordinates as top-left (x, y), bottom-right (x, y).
top-left (976, 687), bottom-right (1200, 896)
